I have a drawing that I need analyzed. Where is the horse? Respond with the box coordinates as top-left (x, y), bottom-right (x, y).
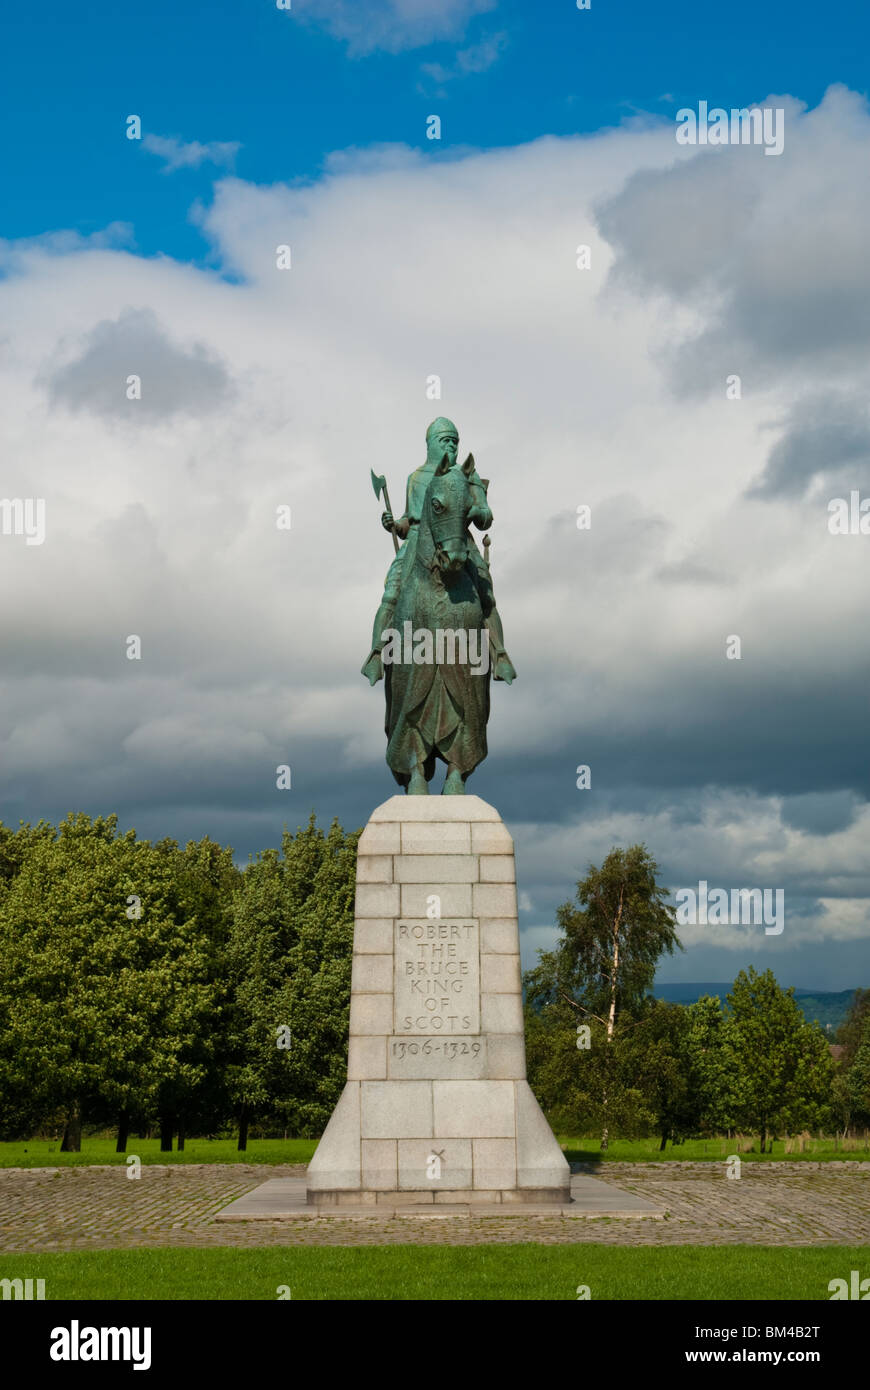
top-left (382, 453), bottom-right (493, 794)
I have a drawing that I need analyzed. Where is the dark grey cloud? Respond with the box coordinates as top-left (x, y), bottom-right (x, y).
top-left (45, 307), bottom-right (233, 420)
top-left (747, 391), bottom-right (870, 499)
top-left (595, 152), bottom-right (760, 301)
top-left (780, 790), bottom-right (861, 836)
top-left (595, 88), bottom-right (870, 395)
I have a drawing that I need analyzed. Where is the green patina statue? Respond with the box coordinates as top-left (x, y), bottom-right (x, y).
top-left (362, 418), bottom-right (516, 795)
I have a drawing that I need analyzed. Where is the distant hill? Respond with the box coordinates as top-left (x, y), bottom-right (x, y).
top-left (653, 983), bottom-right (857, 1033)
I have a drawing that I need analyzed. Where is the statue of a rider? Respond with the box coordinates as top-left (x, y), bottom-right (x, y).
top-left (362, 417), bottom-right (516, 689)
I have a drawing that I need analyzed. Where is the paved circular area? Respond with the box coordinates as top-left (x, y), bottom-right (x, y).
top-left (1, 1162), bottom-right (868, 1250)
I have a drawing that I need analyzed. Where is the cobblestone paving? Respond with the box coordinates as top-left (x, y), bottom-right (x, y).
top-left (0, 1162), bottom-right (868, 1250)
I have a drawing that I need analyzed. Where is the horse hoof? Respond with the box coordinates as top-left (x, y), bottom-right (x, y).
top-left (408, 774), bottom-right (430, 795)
top-left (442, 772), bottom-right (466, 795)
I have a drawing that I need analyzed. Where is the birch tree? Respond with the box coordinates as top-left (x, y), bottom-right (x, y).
top-left (525, 844), bottom-right (679, 1148)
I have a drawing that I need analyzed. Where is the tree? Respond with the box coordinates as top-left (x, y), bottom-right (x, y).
top-left (282, 819), bottom-right (358, 1135)
top-left (845, 1018), bottom-right (870, 1130)
top-left (0, 814), bottom-right (218, 1149)
top-left (148, 836), bottom-right (240, 1151)
top-left (226, 847), bottom-right (292, 1149)
top-left (225, 815), bottom-right (357, 1146)
top-left (525, 844), bottom-right (680, 1147)
top-left (724, 968), bottom-right (835, 1151)
top-left (628, 1000), bottom-right (696, 1149)
top-left (837, 989), bottom-right (870, 1068)
top-left (684, 994), bottom-right (737, 1135)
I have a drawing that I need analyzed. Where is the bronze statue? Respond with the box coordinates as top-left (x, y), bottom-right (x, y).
top-left (362, 418), bottom-right (515, 794)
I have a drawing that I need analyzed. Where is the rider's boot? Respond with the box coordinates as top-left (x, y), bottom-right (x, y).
top-left (485, 607), bottom-right (516, 685)
top-left (361, 599), bottom-right (396, 684)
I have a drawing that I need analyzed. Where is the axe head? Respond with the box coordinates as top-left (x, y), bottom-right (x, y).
top-left (371, 470), bottom-right (387, 500)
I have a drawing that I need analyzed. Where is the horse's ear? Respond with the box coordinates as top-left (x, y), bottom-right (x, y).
top-left (480, 477), bottom-right (490, 492)
top-left (436, 451), bottom-right (452, 476)
top-left (461, 452), bottom-right (475, 477)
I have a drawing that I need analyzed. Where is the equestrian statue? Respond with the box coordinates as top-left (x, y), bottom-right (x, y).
top-left (362, 417), bottom-right (516, 795)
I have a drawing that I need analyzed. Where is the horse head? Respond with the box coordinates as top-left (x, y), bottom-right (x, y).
top-left (421, 452), bottom-right (475, 576)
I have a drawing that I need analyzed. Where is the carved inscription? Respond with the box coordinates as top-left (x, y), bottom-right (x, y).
top-left (388, 1036), bottom-right (488, 1078)
top-left (394, 919), bottom-right (480, 1034)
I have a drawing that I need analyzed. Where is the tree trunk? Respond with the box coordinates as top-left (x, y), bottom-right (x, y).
top-left (159, 1115), bottom-right (174, 1152)
top-left (659, 1132), bottom-right (668, 1151)
top-left (600, 889), bottom-right (625, 1153)
top-left (177, 1120), bottom-right (185, 1152)
top-left (115, 1113), bottom-right (129, 1153)
top-left (238, 1107), bottom-right (249, 1152)
top-left (606, 889), bottom-right (624, 1043)
top-left (60, 1103), bottom-right (82, 1152)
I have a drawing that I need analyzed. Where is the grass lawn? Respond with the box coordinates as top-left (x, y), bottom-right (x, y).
top-left (0, 1246), bottom-right (863, 1300)
top-left (3, 1134), bottom-right (868, 1169)
top-left (559, 1136), bottom-right (870, 1164)
top-left (0, 1137), bottom-right (317, 1169)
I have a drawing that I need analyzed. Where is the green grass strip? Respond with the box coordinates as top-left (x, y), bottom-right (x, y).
top-left (2, 1135), bottom-right (867, 1169)
top-left (1, 1246), bottom-right (865, 1301)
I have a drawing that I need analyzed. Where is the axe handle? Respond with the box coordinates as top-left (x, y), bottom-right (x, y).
top-left (381, 482), bottom-right (399, 554)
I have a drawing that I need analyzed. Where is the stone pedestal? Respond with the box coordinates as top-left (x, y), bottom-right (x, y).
top-left (306, 795), bottom-right (570, 1206)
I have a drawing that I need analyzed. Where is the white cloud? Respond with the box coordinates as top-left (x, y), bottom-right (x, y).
top-left (419, 29), bottom-right (508, 89)
top-left (1, 87), bottom-right (868, 977)
top-left (142, 133), bottom-right (241, 174)
top-left (294, 0), bottom-right (497, 56)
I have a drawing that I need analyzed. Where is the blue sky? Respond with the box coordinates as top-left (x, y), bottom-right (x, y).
top-left (4, 0), bottom-right (867, 262)
top-left (2, 1), bottom-right (869, 992)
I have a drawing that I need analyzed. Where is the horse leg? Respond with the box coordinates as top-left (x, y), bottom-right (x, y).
top-left (443, 762), bottom-right (466, 796)
top-left (408, 756), bottom-right (430, 795)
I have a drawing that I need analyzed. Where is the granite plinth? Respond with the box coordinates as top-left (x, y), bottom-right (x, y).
top-left (306, 795), bottom-right (570, 1205)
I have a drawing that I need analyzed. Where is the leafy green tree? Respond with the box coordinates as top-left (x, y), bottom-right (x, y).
top-left (147, 836), bottom-right (240, 1150)
top-left (724, 968), bottom-right (835, 1151)
top-left (0, 814), bottom-right (218, 1149)
top-left (283, 819), bottom-right (358, 1135)
top-left (525, 1010), bottom-right (655, 1138)
top-left (226, 847), bottom-right (293, 1149)
top-left (684, 994), bottom-right (737, 1135)
top-left (845, 1021), bottom-right (870, 1129)
top-left (0, 820), bottom-right (56, 891)
top-left (226, 815), bottom-right (357, 1146)
top-left (628, 1000), bottom-right (696, 1149)
top-left (525, 845), bottom-right (680, 1147)
top-left (837, 989), bottom-right (870, 1068)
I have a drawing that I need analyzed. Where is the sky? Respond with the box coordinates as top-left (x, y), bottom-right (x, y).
top-left (1, 0), bottom-right (868, 990)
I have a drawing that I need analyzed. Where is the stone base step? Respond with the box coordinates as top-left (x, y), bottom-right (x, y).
top-left (215, 1175), bottom-right (665, 1221)
top-left (308, 1186), bottom-right (568, 1207)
